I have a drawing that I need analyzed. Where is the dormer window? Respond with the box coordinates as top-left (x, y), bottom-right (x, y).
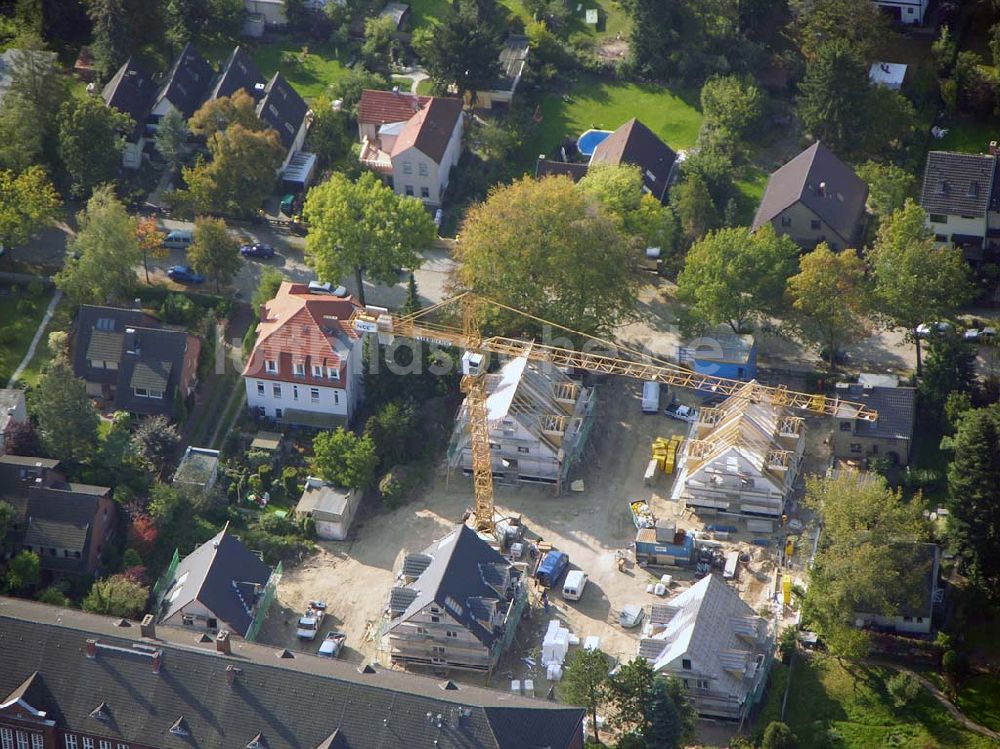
top-left (266, 360), bottom-right (277, 373)
top-left (294, 362), bottom-right (305, 377)
top-left (327, 367), bottom-right (340, 381)
top-left (313, 365), bottom-right (323, 377)
top-left (169, 718), bottom-right (190, 737)
top-left (937, 179), bottom-right (949, 195)
top-left (968, 181), bottom-right (980, 197)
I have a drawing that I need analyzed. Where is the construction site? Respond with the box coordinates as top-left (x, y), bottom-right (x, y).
top-left (256, 294), bottom-right (870, 737)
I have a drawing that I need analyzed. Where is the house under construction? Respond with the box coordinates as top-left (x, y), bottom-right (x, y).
top-left (672, 380), bottom-right (805, 519)
top-left (448, 357), bottom-right (596, 490)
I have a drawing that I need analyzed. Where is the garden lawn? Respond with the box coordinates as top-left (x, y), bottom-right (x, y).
top-left (518, 76), bottom-right (701, 173)
top-left (251, 40), bottom-right (351, 102)
top-left (19, 299), bottom-right (76, 387)
top-left (406, 0), bottom-right (454, 29)
top-left (936, 117), bottom-right (998, 154)
top-left (958, 674), bottom-right (1000, 732)
top-left (756, 655), bottom-right (994, 749)
top-left (0, 291), bottom-right (54, 386)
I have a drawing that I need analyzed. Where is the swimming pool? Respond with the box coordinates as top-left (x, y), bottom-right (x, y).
top-left (577, 129), bottom-right (612, 157)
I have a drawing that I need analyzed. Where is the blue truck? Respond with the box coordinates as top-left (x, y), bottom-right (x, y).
top-left (634, 527), bottom-right (695, 567)
top-left (535, 550), bottom-right (570, 588)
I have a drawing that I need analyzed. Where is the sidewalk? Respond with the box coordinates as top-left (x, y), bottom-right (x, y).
top-left (7, 290), bottom-right (63, 387)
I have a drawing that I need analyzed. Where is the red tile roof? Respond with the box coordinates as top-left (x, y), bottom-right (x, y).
top-left (391, 96), bottom-right (463, 163)
top-left (358, 89), bottom-right (430, 128)
top-left (243, 282), bottom-right (360, 385)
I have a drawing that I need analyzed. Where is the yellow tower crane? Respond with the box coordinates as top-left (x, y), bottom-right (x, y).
top-left (351, 294), bottom-right (878, 533)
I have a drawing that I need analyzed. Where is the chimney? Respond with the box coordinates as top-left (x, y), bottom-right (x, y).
top-left (152, 650), bottom-right (163, 674)
top-left (392, 85), bottom-right (399, 94)
top-left (86, 639), bottom-right (97, 659)
top-left (991, 140), bottom-right (998, 156)
top-left (818, 181), bottom-right (827, 197)
top-left (226, 665), bottom-right (241, 687)
top-left (140, 614), bottom-right (156, 639)
top-left (216, 630), bottom-right (231, 655)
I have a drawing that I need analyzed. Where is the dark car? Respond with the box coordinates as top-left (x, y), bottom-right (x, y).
top-left (240, 242), bottom-right (275, 259)
top-left (167, 265), bottom-right (205, 284)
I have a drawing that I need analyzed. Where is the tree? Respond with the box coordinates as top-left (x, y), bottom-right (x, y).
top-left (919, 332), bottom-right (978, 427)
top-left (412, 10), bottom-right (502, 103)
top-left (176, 124), bottom-right (284, 217)
top-left (188, 90), bottom-right (266, 142)
top-left (403, 272), bottom-right (421, 314)
top-left (5, 550), bottom-right (40, 594)
top-left (791, 0), bottom-right (891, 63)
top-left (305, 96), bottom-right (354, 169)
top-left (328, 66), bottom-right (390, 116)
top-left (677, 224), bottom-right (798, 333)
top-left (787, 243), bottom-right (871, 370)
top-left (990, 22), bottom-right (1000, 71)
top-left (700, 75), bottom-right (764, 142)
top-left (86, 0), bottom-right (137, 78)
top-left (365, 400), bottom-right (417, 467)
top-left (253, 268), bottom-right (284, 315)
top-left (672, 175), bottom-right (717, 240)
top-left (55, 186), bottom-right (141, 305)
top-left (607, 657), bottom-right (656, 736)
top-left (797, 40), bottom-right (871, 157)
top-left (362, 15), bottom-right (398, 67)
top-left (803, 473), bottom-right (928, 656)
top-left (0, 166), bottom-right (61, 251)
top-left (578, 164), bottom-right (678, 253)
top-left (455, 175), bottom-right (637, 338)
top-left (188, 216), bottom-right (240, 292)
top-left (312, 427), bottom-right (379, 489)
top-left (57, 95), bottom-right (131, 199)
top-left (154, 107), bottom-right (187, 174)
top-left (561, 648), bottom-right (609, 745)
top-left (855, 161), bottom-right (918, 218)
top-left (886, 671), bottom-right (921, 708)
top-left (3, 420), bottom-right (41, 457)
top-left (947, 404), bottom-right (1000, 597)
top-left (136, 216), bottom-right (167, 285)
top-left (646, 676), bottom-right (695, 749)
top-left (82, 574), bottom-right (150, 617)
top-left (304, 172), bottom-right (436, 307)
top-left (37, 584), bottom-right (71, 607)
top-left (761, 721), bottom-right (797, 749)
top-left (131, 415), bottom-right (181, 476)
top-left (164, 0), bottom-right (192, 50)
top-left (31, 363), bottom-right (100, 463)
top-left (867, 200), bottom-right (974, 374)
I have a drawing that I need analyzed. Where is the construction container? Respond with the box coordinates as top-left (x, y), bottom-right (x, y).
top-left (634, 526), bottom-right (695, 567)
top-left (746, 518), bottom-right (775, 534)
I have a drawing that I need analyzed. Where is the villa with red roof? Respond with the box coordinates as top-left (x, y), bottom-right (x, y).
top-left (357, 88), bottom-right (464, 207)
top-left (242, 282), bottom-right (363, 427)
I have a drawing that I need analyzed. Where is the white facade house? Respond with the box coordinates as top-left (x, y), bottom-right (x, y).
top-left (242, 282), bottom-right (362, 427)
top-left (872, 0), bottom-right (927, 24)
top-left (920, 150), bottom-right (1000, 263)
top-left (358, 90), bottom-right (464, 207)
top-left (672, 380), bottom-right (805, 519)
top-left (448, 357), bottom-right (597, 489)
top-left (639, 575), bottom-right (772, 721)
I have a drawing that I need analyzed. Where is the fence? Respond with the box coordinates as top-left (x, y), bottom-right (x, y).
top-left (246, 560), bottom-right (283, 642)
top-left (151, 548), bottom-right (181, 609)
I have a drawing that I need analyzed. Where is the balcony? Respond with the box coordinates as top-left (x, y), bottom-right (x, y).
top-left (359, 137), bottom-right (393, 174)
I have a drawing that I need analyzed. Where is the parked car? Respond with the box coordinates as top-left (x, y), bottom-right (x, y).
top-left (296, 604), bottom-right (325, 640)
top-left (562, 570), bottom-right (588, 601)
top-left (915, 321), bottom-right (953, 339)
top-left (641, 381), bottom-right (661, 413)
top-left (664, 400), bottom-right (698, 422)
top-left (166, 265), bottom-right (204, 284)
top-left (280, 193), bottom-right (300, 216)
top-left (240, 242), bottom-right (275, 259)
top-left (162, 229), bottom-right (193, 250)
top-left (535, 550), bottom-right (569, 588)
top-left (963, 327), bottom-right (996, 342)
top-left (318, 631), bottom-right (346, 658)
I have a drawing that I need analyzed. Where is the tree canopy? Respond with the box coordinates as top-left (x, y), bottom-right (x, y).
top-left (304, 172), bottom-right (436, 306)
top-left (561, 648), bottom-right (609, 744)
top-left (578, 164), bottom-right (678, 255)
top-left (787, 243), bottom-right (871, 370)
top-left (856, 161), bottom-right (919, 218)
top-left (82, 574), bottom-right (150, 618)
top-left (867, 200), bottom-right (974, 373)
top-left (312, 428), bottom-right (379, 489)
top-left (31, 363), bottom-right (100, 464)
top-left (677, 224), bottom-right (798, 333)
top-left (0, 166), bottom-right (61, 250)
top-left (189, 90), bottom-right (268, 142)
top-left (189, 216), bottom-right (240, 292)
top-left (55, 185), bottom-right (141, 305)
top-left (57, 94), bottom-right (131, 199)
top-left (454, 175), bottom-right (638, 338)
top-left (412, 8), bottom-right (502, 102)
top-left (797, 40), bottom-right (871, 157)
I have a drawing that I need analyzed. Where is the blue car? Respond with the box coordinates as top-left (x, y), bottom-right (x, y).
top-left (167, 265), bottom-right (205, 284)
top-left (240, 242), bottom-right (275, 259)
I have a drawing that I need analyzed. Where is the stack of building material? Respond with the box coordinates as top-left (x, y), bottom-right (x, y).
top-left (652, 436), bottom-right (684, 474)
top-left (542, 619), bottom-right (573, 679)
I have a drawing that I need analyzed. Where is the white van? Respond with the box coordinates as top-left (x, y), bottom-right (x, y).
top-left (562, 570), bottom-right (588, 601)
top-left (641, 381), bottom-right (661, 413)
top-left (162, 229), bottom-right (193, 250)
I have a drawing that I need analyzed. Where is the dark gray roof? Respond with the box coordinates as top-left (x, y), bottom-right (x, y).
top-left (535, 158), bottom-right (589, 183)
top-left (590, 118), bottom-right (677, 202)
top-left (257, 72), bottom-right (309, 149)
top-left (920, 151), bottom-right (996, 219)
top-left (837, 383), bottom-right (916, 441)
top-left (158, 525), bottom-right (273, 637)
top-left (0, 597), bottom-right (584, 749)
top-left (210, 46), bottom-right (266, 101)
top-left (390, 525), bottom-right (520, 650)
top-left (753, 141), bottom-right (869, 243)
top-left (23, 485), bottom-right (110, 572)
top-left (101, 57), bottom-right (157, 137)
top-left (73, 305), bottom-right (154, 385)
top-left (156, 42), bottom-right (214, 119)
